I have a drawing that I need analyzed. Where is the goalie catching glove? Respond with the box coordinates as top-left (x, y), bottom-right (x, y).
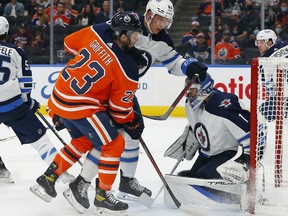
top-left (164, 125), bottom-right (199, 160)
top-left (216, 145), bottom-right (249, 184)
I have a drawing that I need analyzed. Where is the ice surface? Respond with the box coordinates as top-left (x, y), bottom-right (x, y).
top-left (0, 117), bottom-right (249, 216)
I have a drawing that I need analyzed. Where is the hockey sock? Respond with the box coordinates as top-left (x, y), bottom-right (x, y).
top-left (119, 132), bottom-right (140, 178)
top-left (80, 147), bottom-right (101, 182)
top-left (31, 133), bottom-right (58, 164)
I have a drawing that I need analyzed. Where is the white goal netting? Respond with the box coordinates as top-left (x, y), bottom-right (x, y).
top-left (250, 58), bottom-right (288, 215)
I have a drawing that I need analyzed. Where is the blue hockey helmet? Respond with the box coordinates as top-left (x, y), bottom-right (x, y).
top-left (186, 73), bottom-right (214, 110)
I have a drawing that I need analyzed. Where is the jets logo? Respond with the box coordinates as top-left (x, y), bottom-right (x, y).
top-left (138, 50), bottom-right (152, 77)
top-left (194, 123), bottom-right (210, 151)
top-left (219, 98), bottom-right (231, 108)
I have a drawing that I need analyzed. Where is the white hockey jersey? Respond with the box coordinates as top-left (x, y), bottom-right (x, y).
top-left (135, 15), bottom-right (189, 78)
top-left (0, 41), bottom-right (33, 112)
top-left (185, 90), bottom-right (250, 157)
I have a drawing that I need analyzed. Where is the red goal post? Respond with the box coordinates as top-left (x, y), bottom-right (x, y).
top-left (250, 58), bottom-right (288, 215)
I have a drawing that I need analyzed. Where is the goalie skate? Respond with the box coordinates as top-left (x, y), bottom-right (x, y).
top-left (63, 189), bottom-right (85, 214)
top-left (30, 184), bottom-right (53, 202)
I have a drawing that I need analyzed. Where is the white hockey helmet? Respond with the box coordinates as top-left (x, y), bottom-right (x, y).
top-left (0, 16), bottom-right (9, 35)
top-left (256, 29), bottom-right (277, 48)
top-left (145, 0), bottom-right (174, 29)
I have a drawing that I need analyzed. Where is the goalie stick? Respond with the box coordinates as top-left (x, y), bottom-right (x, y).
top-left (139, 136), bottom-right (199, 215)
top-left (143, 75), bottom-right (198, 121)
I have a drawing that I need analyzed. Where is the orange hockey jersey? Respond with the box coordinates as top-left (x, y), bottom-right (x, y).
top-left (215, 40), bottom-right (241, 60)
top-left (48, 24), bottom-right (139, 124)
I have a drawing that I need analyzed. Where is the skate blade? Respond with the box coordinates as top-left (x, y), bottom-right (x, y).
top-left (117, 191), bottom-right (139, 202)
top-left (30, 184), bottom-right (53, 202)
top-left (117, 192), bottom-right (153, 207)
top-left (94, 207), bottom-right (128, 216)
top-left (63, 189), bottom-right (85, 214)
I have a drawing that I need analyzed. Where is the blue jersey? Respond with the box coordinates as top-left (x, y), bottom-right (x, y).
top-left (0, 41), bottom-right (33, 112)
top-left (185, 90), bottom-right (250, 157)
top-left (263, 41), bottom-right (288, 57)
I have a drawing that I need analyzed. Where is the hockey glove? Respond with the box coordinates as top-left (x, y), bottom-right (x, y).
top-left (26, 98), bottom-right (41, 113)
top-left (123, 112), bottom-right (144, 140)
top-left (182, 58), bottom-right (207, 81)
top-left (125, 47), bottom-right (147, 69)
top-left (52, 115), bottom-right (65, 131)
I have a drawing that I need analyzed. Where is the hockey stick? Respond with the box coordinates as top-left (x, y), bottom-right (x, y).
top-left (143, 75), bottom-right (198, 121)
top-left (139, 136), bottom-right (197, 215)
top-left (146, 155), bottom-right (184, 208)
top-left (0, 135), bottom-right (17, 142)
top-left (36, 110), bottom-right (83, 167)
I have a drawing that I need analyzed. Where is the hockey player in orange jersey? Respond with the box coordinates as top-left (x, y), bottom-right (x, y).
top-left (215, 29), bottom-right (241, 62)
top-left (30, 11), bottom-right (144, 215)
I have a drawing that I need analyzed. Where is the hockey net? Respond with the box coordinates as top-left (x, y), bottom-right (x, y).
top-left (250, 58), bottom-right (288, 215)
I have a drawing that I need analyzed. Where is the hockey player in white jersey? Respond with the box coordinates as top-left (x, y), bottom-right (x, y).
top-left (255, 29), bottom-right (288, 121)
top-left (61, 0), bottom-right (208, 211)
top-left (0, 16), bottom-right (74, 184)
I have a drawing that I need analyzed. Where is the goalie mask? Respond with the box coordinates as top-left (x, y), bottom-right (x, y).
top-left (186, 73), bottom-right (214, 111)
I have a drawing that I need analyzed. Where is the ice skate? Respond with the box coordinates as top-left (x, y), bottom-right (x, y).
top-left (58, 171), bottom-right (75, 184)
top-left (30, 162), bottom-right (59, 202)
top-left (117, 170), bottom-right (152, 202)
top-left (63, 175), bottom-right (90, 213)
top-left (94, 178), bottom-right (128, 216)
top-left (0, 158), bottom-right (14, 183)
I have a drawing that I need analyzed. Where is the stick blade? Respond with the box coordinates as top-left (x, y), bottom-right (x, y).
top-left (142, 114), bottom-right (168, 121)
top-left (138, 193), bottom-right (154, 208)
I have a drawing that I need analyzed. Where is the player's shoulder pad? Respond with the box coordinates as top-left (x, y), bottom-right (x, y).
top-left (205, 90), bottom-right (241, 114)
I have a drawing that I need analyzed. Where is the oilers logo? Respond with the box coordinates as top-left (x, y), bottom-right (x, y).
top-left (218, 48), bottom-right (228, 58)
top-left (138, 49), bottom-right (152, 78)
top-left (194, 123), bottom-right (210, 151)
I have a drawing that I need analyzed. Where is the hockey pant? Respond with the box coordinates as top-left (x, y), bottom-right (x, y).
top-left (0, 103), bottom-right (57, 165)
top-left (81, 128), bottom-right (139, 182)
top-left (51, 112), bottom-right (125, 190)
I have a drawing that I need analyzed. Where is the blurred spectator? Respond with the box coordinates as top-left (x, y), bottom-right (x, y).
top-left (188, 32), bottom-right (211, 64)
top-left (25, 0), bottom-right (39, 17)
top-left (37, 0), bottom-right (49, 8)
top-left (94, 0), bottom-right (112, 24)
top-left (264, 4), bottom-right (276, 29)
top-left (242, 0), bottom-right (260, 33)
top-left (31, 30), bottom-right (46, 52)
top-left (181, 21), bottom-right (201, 46)
top-left (80, 0), bottom-right (101, 14)
top-left (230, 10), bottom-right (249, 45)
top-left (44, 0), bottom-right (59, 16)
top-left (77, 3), bottom-right (95, 26)
top-left (3, 0), bottom-right (25, 26)
top-left (197, 0), bottom-right (223, 17)
top-left (274, 22), bottom-right (288, 42)
top-left (63, 0), bottom-right (78, 24)
top-left (31, 5), bottom-right (48, 26)
top-left (49, 2), bottom-right (72, 27)
top-left (215, 29), bottom-right (241, 63)
top-left (243, 27), bottom-right (259, 48)
top-left (276, 1), bottom-right (288, 26)
top-left (10, 23), bottom-right (33, 48)
top-left (206, 20), bottom-right (223, 46)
